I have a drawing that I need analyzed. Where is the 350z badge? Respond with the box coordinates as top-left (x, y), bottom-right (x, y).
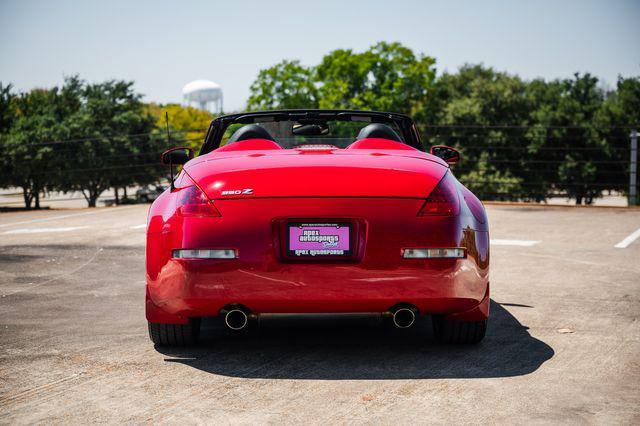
top-left (221, 188), bottom-right (253, 196)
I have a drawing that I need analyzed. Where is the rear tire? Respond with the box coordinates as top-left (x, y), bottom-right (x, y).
top-left (148, 319), bottom-right (200, 346)
top-left (432, 317), bottom-right (487, 344)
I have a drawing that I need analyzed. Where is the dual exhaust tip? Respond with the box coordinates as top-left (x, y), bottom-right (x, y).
top-left (390, 307), bottom-right (417, 329)
top-left (224, 308), bottom-right (249, 331)
top-left (222, 305), bottom-right (418, 331)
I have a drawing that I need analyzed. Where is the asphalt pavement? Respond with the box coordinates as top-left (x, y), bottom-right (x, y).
top-left (0, 204), bottom-right (639, 424)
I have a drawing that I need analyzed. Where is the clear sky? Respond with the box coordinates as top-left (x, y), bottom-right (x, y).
top-left (1, 0), bottom-right (639, 111)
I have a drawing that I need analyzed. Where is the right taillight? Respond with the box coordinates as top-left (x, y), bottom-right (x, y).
top-left (176, 176), bottom-right (221, 217)
top-left (418, 171), bottom-right (460, 216)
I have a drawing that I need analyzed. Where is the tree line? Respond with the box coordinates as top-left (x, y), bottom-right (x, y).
top-left (0, 77), bottom-right (211, 208)
top-left (1, 42), bottom-right (638, 208)
top-left (248, 42), bottom-right (639, 204)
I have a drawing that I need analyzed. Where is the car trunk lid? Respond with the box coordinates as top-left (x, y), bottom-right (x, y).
top-left (184, 149), bottom-right (448, 199)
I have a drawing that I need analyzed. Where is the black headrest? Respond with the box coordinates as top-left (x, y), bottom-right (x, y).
top-left (227, 124), bottom-right (275, 143)
top-left (356, 123), bottom-right (402, 142)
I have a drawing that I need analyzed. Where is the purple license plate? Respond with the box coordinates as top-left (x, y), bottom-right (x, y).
top-left (287, 223), bottom-right (352, 257)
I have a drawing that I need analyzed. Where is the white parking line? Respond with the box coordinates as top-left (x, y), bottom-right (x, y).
top-left (491, 239), bottom-right (540, 247)
top-left (0, 205), bottom-right (139, 228)
top-left (129, 224), bottom-right (146, 229)
top-left (614, 227), bottom-right (640, 249)
top-left (4, 226), bottom-right (89, 234)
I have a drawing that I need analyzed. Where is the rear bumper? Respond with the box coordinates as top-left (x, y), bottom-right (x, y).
top-left (146, 197), bottom-right (490, 324)
top-left (146, 257), bottom-right (489, 323)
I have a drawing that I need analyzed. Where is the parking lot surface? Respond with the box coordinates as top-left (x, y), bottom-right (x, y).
top-left (1, 204), bottom-right (639, 424)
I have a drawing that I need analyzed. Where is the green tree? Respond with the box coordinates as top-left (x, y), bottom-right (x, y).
top-left (460, 152), bottom-right (522, 200)
top-left (0, 84), bottom-right (17, 193)
top-left (0, 83), bottom-right (16, 133)
top-left (316, 42), bottom-right (436, 115)
top-left (2, 82), bottom-right (80, 208)
top-left (529, 73), bottom-right (607, 204)
top-left (418, 66), bottom-right (629, 204)
top-left (247, 60), bottom-right (318, 110)
top-left (420, 65), bottom-right (534, 200)
top-left (595, 76), bottom-right (640, 202)
top-left (0, 77), bottom-right (163, 208)
top-left (246, 43), bottom-right (436, 117)
top-left (146, 103), bottom-right (212, 150)
top-left (420, 64), bottom-right (531, 125)
top-left (60, 78), bottom-right (160, 207)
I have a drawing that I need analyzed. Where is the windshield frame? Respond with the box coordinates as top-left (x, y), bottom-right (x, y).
top-left (199, 110), bottom-right (423, 155)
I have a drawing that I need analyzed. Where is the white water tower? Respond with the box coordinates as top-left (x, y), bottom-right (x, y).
top-left (182, 80), bottom-right (223, 114)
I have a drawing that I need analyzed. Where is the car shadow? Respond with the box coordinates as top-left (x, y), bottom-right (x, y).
top-left (156, 300), bottom-right (554, 379)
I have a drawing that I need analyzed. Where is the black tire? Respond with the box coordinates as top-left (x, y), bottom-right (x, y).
top-left (148, 319), bottom-right (200, 346)
top-left (432, 317), bottom-right (487, 344)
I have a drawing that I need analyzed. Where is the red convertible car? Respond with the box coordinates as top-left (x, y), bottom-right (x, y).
top-left (146, 110), bottom-right (489, 346)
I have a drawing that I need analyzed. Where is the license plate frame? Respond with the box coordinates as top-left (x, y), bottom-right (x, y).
top-left (286, 222), bottom-right (353, 258)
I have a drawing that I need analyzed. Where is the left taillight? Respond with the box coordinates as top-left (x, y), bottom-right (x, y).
top-left (418, 171), bottom-right (460, 216)
top-left (176, 177), bottom-right (221, 217)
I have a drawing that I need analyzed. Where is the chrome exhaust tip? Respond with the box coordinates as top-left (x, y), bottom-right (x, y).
top-left (224, 309), bottom-right (249, 331)
top-left (392, 307), bottom-right (417, 329)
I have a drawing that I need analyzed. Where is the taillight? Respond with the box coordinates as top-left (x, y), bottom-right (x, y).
top-left (418, 171), bottom-right (460, 216)
top-left (176, 179), bottom-right (221, 217)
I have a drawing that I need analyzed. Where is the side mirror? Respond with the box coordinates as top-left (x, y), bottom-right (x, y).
top-left (161, 147), bottom-right (194, 165)
top-left (430, 145), bottom-right (460, 164)
top-left (161, 147), bottom-right (194, 190)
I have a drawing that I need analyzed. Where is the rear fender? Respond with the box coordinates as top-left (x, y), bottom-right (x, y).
top-left (442, 283), bottom-right (490, 322)
top-left (145, 288), bottom-right (189, 324)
